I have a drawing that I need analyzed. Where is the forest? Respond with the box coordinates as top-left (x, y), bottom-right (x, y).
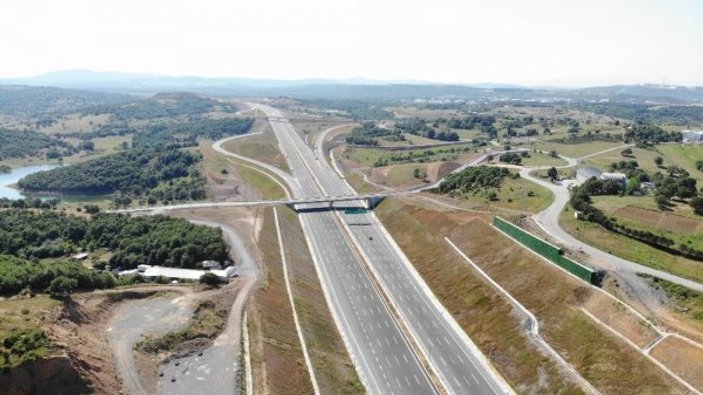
top-left (0, 210), bottom-right (229, 270)
top-left (81, 92), bottom-right (234, 121)
top-left (0, 128), bottom-right (76, 161)
top-left (17, 147), bottom-right (202, 197)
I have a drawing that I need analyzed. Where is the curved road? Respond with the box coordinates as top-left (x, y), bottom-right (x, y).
top-left (157, 221), bottom-right (259, 395)
top-left (519, 148), bottom-right (703, 292)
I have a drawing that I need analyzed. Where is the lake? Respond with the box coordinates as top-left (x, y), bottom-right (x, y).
top-left (0, 164), bottom-right (58, 200)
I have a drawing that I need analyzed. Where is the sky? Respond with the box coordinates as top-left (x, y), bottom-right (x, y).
top-left (1, 0), bottom-right (702, 87)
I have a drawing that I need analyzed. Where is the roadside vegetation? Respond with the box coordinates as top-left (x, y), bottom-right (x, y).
top-left (276, 207), bottom-right (363, 393)
top-left (247, 207), bottom-right (314, 394)
top-left (638, 273), bottom-right (703, 322)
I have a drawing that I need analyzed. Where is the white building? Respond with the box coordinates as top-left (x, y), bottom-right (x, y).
top-left (682, 130), bottom-right (703, 144)
top-left (600, 172), bottom-right (628, 186)
top-left (121, 265), bottom-right (237, 282)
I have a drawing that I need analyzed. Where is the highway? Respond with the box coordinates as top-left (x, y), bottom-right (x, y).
top-left (262, 107), bottom-right (437, 395)
top-left (253, 104), bottom-right (511, 395)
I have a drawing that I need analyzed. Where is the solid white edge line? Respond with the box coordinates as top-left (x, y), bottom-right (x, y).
top-left (274, 207), bottom-right (321, 395)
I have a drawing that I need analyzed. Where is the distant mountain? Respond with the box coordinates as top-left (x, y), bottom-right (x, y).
top-left (576, 84), bottom-right (703, 104)
top-left (2, 70), bottom-right (702, 104)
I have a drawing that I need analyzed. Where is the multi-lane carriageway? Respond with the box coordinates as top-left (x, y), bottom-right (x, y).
top-left (255, 103), bottom-right (512, 395)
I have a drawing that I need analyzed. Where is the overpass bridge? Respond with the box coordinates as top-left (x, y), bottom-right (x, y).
top-left (108, 193), bottom-right (394, 214)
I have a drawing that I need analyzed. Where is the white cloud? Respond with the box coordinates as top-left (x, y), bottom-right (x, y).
top-left (1, 0), bottom-right (702, 86)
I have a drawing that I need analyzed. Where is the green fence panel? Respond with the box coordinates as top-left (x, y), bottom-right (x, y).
top-left (493, 216), bottom-right (596, 284)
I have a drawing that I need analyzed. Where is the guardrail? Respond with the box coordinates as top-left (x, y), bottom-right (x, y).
top-left (493, 216), bottom-right (602, 286)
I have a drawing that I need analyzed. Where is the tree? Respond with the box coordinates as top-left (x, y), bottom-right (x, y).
top-left (620, 148), bottom-right (633, 157)
top-left (47, 276), bottom-right (77, 299)
top-left (547, 167), bottom-right (558, 181)
top-left (654, 156), bottom-right (664, 167)
top-left (83, 205), bottom-right (100, 214)
top-left (655, 193), bottom-right (670, 210)
top-left (691, 196), bottom-right (703, 216)
top-left (199, 272), bottom-right (222, 288)
top-left (81, 140), bottom-right (95, 151)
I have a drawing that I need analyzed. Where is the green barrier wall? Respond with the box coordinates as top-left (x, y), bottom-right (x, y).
top-left (493, 216), bottom-right (596, 284)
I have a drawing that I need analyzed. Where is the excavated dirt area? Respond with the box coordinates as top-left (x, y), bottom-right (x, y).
top-left (48, 287), bottom-right (190, 394)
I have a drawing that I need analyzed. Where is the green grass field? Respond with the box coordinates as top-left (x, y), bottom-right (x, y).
top-left (657, 144), bottom-right (703, 181)
top-left (560, 204), bottom-right (703, 283)
top-left (344, 143), bottom-right (477, 167)
top-left (525, 140), bottom-right (624, 158)
top-left (592, 195), bottom-right (703, 251)
top-left (220, 125), bottom-right (290, 172)
top-left (451, 175), bottom-right (554, 213)
top-left (583, 146), bottom-right (664, 174)
top-left (519, 151), bottom-right (569, 167)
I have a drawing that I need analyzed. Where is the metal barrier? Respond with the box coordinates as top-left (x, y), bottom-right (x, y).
top-left (493, 216), bottom-right (600, 285)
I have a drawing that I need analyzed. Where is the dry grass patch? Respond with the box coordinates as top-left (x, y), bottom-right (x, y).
top-left (247, 207), bottom-right (314, 394)
top-left (650, 336), bottom-right (703, 391)
top-left (376, 199), bottom-right (580, 394)
top-left (277, 207), bottom-right (363, 394)
top-left (378, 198), bottom-right (688, 394)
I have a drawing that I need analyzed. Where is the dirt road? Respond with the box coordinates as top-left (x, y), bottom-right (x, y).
top-left (156, 220), bottom-right (260, 395)
top-left (107, 294), bottom-right (195, 395)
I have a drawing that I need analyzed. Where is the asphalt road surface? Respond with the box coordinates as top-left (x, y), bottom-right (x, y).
top-left (253, 104), bottom-right (510, 395)
top-left (520, 152), bottom-right (703, 293)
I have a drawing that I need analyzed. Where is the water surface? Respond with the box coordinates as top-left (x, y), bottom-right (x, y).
top-left (0, 164), bottom-right (58, 199)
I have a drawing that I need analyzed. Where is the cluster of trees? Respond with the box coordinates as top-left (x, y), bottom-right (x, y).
top-left (0, 253), bottom-right (116, 296)
top-left (82, 92), bottom-right (233, 121)
top-left (624, 123), bottom-right (682, 145)
top-left (0, 210), bottom-right (229, 269)
top-left (18, 148), bottom-right (203, 198)
top-left (346, 122), bottom-right (400, 146)
top-left (395, 118), bottom-right (459, 142)
top-left (300, 99), bottom-right (394, 120)
top-left (434, 166), bottom-right (516, 195)
top-left (441, 115), bottom-right (496, 133)
top-left (696, 160), bottom-right (703, 172)
top-left (499, 152), bottom-right (526, 165)
top-left (0, 128), bottom-right (76, 161)
top-left (654, 176), bottom-right (699, 209)
top-left (131, 118), bottom-right (253, 148)
top-left (0, 198), bottom-right (60, 210)
top-left (571, 178), bottom-right (703, 260)
top-left (0, 165), bottom-right (10, 174)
